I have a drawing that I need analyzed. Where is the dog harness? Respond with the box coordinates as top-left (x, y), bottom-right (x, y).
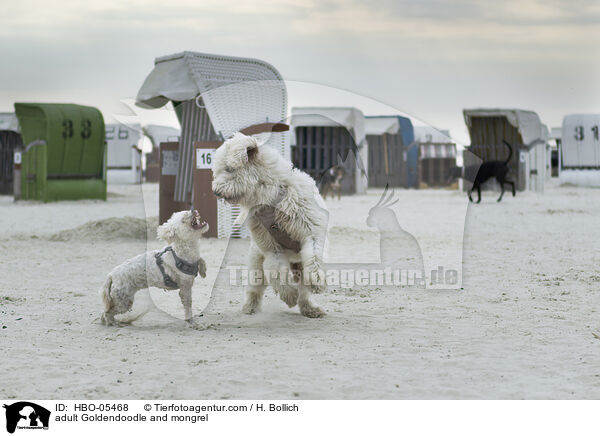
top-left (154, 246), bottom-right (199, 289)
top-left (255, 188), bottom-right (302, 253)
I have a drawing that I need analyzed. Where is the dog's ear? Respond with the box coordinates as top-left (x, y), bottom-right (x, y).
top-left (227, 133), bottom-right (259, 168)
top-left (157, 220), bottom-right (176, 243)
top-left (246, 141), bottom-right (259, 161)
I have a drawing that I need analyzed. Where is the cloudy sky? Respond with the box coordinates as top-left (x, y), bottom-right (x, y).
top-left (0, 0), bottom-right (598, 143)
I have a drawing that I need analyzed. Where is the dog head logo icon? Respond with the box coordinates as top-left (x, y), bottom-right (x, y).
top-left (3, 402), bottom-right (50, 434)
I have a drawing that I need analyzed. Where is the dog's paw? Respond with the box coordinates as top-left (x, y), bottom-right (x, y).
top-left (242, 302), bottom-right (259, 315)
top-left (100, 313), bottom-right (120, 327)
top-left (300, 305), bottom-right (325, 318)
top-left (186, 319), bottom-right (214, 330)
top-left (104, 319), bottom-right (129, 327)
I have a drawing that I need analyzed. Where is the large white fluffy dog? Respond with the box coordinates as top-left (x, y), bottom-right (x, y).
top-left (100, 210), bottom-right (209, 326)
top-left (212, 133), bottom-right (328, 318)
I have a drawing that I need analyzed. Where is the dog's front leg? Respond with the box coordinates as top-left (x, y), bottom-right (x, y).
top-left (242, 243), bottom-right (266, 314)
top-left (198, 257), bottom-right (207, 278)
top-left (179, 283), bottom-right (193, 323)
top-left (298, 281), bottom-right (324, 318)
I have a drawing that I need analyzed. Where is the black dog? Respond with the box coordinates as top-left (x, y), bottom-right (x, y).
top-left (448, 140), bottom-right (516, 203)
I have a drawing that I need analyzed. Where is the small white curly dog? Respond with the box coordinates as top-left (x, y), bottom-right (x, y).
top-left (212, 132), bottom-right (328, 318)
top-left (100, 210), bottom-right (209, 326)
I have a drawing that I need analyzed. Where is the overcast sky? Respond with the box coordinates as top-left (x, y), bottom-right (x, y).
top-left (1, 0), bottom-right (598, 144)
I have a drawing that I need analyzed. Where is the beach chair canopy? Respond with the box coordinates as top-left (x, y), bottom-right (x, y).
top-left (414, 126), bottom-right (452, 144)
top-left (13, 102), bottom-right (106, 201)
top-left (135, 51), bottom-right (288, 202)
top-left (291, 107), bottom-right (366, 148)
top-left (464, 108), bottom-right (548, 193)
top-left (365, 117), bottom-right (399, 135)
top-left (561, 114), bottom-right (600, 168)
top-left (105, 123), bottom-right (141, 168)
top-left (0, 113), bottom-right (22, 195)
top-left (15, 103), bottom-right (105, 178)
top-left (365, 115), bottom-right (414, 146)
top-left (135, 51), bottom-right (287, 140)
top-left (142, 124), bottom-right (180, 149)
top-left (290, 107), bottom-right (368, 193)
top-left (413, 126), bottom-right (456, 158)
top-left (464, 109), bottom-right (548, 148)
top-left (0, 113), bottom-right (20, 133)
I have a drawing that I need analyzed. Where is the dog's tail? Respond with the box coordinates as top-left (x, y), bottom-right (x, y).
top-left (99, 274), bottom-right (151, 325)
top-left (502, 140), bottom-right (514, 165)
top-left (100, 275), bottom-right (113, 313)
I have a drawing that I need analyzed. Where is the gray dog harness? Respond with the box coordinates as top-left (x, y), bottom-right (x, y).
top-left (255, 188), bottom-right (302, 253)
top-left (154, 246), bottom-right (199, 289)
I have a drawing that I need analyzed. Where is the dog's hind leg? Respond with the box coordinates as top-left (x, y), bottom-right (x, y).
top-left (242, 243), bottom-right (266, 314)
top-left (476, 184), bottom-right (482, 203)
top-left (100, 275), bottom-right (114, 325)
top-left (100, 275), bottom-right (131, 326)
top-left (507, 180), bottom-right (516, 197)
top-left (100, 281), bottom-right (136, 327)
top-left (298, 282), bottom-right (324, 318)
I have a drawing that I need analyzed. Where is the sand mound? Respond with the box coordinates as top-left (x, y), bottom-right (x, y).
top-left (49, 216), bottom-right (158, 242)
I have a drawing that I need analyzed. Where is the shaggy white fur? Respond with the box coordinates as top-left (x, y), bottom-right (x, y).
top-left (212, 132), bottom-right (328, 318)
top-left (100, 210), bottom-right (209, 326)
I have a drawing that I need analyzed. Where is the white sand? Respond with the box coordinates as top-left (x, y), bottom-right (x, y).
top-left (1, 181), bottom-right (599, 399)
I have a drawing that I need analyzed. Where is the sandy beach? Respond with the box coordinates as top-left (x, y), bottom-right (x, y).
top-left (1, 181), bottom-right (599, 399)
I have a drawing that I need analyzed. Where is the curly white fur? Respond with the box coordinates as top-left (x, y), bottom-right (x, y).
top-left (212, 132), bottom-right (328, 318)
top-left (100, 210), bottom-right (208, 326)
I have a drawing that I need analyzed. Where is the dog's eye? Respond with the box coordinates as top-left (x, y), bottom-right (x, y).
top-left (225, 166), bottom-right (234, 173)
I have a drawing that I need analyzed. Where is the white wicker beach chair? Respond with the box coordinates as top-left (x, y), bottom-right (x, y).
top-left (136, 51), bottom-right (289, 238)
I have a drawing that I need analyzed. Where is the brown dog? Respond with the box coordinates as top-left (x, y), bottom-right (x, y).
top-left (319, 165), bottom-right (346, 200)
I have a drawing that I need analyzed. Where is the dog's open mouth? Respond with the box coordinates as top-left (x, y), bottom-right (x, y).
top-left (191, 210), bottom-right (209, 231)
